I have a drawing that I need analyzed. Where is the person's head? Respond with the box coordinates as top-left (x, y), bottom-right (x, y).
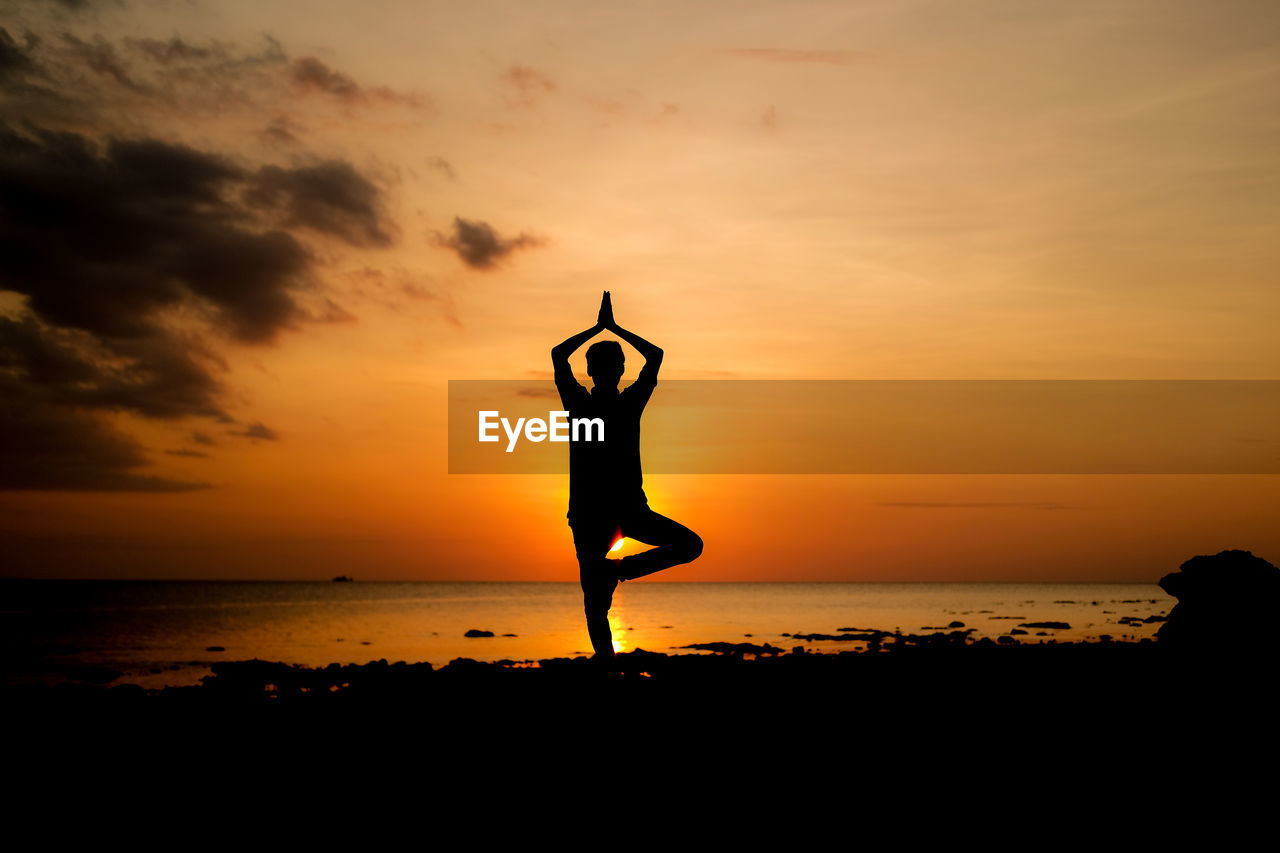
top-left (585, 340), bottom-right (624, 390)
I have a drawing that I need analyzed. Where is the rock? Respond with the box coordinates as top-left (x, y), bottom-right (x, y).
top-left (1018, 621), bottom-right (1070, 630)
top-left (948, 621), bottom-right (965, 628)
top-left (681, 641), bottom-right (784, 657)
top-left (464, 629), bottom-right (495, 638)
top-left (790, 631), bottom-right (883, 642)
top-left (1157, 549), bottom-right (1280, 651)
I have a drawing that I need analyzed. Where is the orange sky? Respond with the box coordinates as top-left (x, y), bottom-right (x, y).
top-left (1, 0), bottom-right (1277, 580)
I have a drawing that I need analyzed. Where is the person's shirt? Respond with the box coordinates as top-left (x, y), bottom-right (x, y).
top-left (554, 360), bottom-right (658, 518)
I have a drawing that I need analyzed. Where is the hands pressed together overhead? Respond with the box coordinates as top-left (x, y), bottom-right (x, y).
top-left (553, 290), bottom-right (662, 365)
top-left (597, 290), bottom-right (616, 331)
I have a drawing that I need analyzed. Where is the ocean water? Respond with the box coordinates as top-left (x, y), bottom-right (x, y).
top-left (0, 581), bottom-right (1173, 688)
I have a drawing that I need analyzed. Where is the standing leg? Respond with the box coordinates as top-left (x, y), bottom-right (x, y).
top-left (615, 507), bottom-right (703, 581)
top-left (571, 516), bottom-right (621, 658)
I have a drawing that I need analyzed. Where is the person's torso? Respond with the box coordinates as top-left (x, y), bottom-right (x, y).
top-left (566, 387), bottom-right (646, 513)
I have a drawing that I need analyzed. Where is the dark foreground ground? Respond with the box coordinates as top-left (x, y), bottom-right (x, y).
top-left (6, 637), bottom-right (1272, 731)
top-left (8, 635), bottom-right (1280, 807)
top-left (13, 550), bottom-right (1279, 806)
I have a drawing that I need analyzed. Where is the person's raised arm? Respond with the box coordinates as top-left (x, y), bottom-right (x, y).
top-left (551, 294), bottom-right (610, 401)
top-left (551, 323), bottom-right (601, 366)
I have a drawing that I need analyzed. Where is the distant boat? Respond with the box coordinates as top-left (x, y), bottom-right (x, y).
top-left (332, 575), bottom-right (354, 583)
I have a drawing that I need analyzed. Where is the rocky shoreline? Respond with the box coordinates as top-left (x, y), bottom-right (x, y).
top-left (0, 633), bottom-right (1257, 709)
top-left (6, 550), bottom-right (1276, 733)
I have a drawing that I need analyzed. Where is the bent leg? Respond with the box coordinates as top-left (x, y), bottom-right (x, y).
top-left (616, 507), bottom-right (703, 581)
top-left (572, 517), bottom-right (621, 658)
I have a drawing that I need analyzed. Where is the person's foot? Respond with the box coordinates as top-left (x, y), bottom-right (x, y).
top-left (607, 557), bottom-right (628, 584)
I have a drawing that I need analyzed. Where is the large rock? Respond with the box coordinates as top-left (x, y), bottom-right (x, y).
top-left (1157, 550), bottom-right (1280, 651)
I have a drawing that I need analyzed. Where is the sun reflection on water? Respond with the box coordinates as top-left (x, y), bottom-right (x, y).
top-left (609, 607), bottom-right (629, 654)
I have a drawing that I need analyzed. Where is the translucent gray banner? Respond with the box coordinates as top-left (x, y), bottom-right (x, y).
top-left (448, 380), bottom-right (1280, 474)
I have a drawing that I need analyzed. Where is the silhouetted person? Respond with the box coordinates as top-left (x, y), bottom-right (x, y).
top-left (552, 291), bottom-right (703, 660)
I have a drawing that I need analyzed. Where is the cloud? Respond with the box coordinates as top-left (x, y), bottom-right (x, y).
top-left (0, 302), bottom-right (226, 421)
top-left (0, 20), bottom-right (411, 491)
top-left (0, 379), bottom-right (210, 492)
top-left (231, 422), bottom-right (279, 441)
top-left (292, 56), bottom-right (360, 99)
top-left (291, 56), bottom-right (427, 108)
top-left (0, 126), bottom-right (394, 345)
top-left (248, 161), bottom-right (392, 247)
top-left (0, 126), bottom-right (314, 345)
top-left (0, 123), bottom-right (390, 489)
top-left (260, 116), bottom-right (302, 145)
top-left (61, 33), bottom-right (144, 91)
top-left (720, 48), bottom-right (865, 66)
top-left (166, 448), bottom-right (211, 458)
top-left (432, 217), bottom-right (544, 270)
top-left (426, 155), bottom-right (456, 180)
top-left (0, 27), bottom-right (37, 81)
top-left (502, 65), bottom-right (555, 105)
top-left (0, 30), bottom-right (288, 130)
top-left (306, 298), bottom-right (356, 324)
top-left (2, 24), bottom-right (421, 134)
top-left (128, 36), bottom-right (220, 65)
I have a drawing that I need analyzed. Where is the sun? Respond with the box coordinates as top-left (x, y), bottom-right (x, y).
top-left (609, 537), bottom-right (625, 553)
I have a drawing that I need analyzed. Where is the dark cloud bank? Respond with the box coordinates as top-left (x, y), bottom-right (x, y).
top-left (0, 22), bottom-right (394, 491)
top-left (2, 15), bottom-right (542, 492)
